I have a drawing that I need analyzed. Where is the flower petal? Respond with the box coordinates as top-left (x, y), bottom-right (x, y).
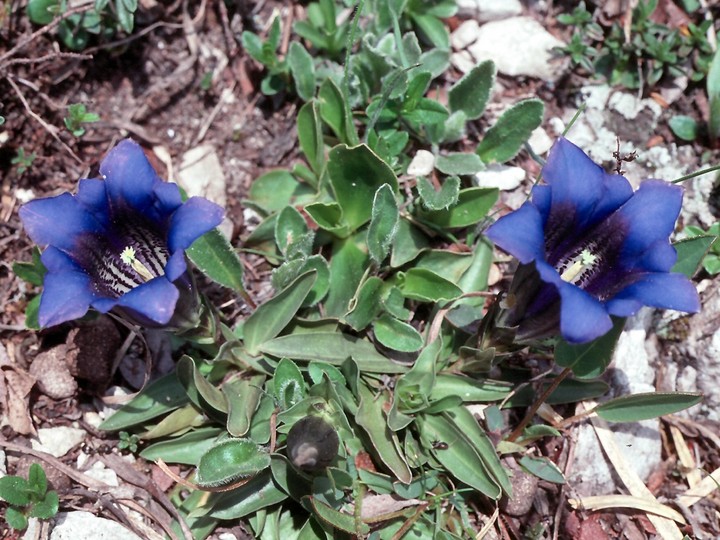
top-left (167, 197), bottom-right (224, 252)
top-left (115, 277), bottom-right (180, 324)
top-left (557, 281), bottom-right (613, 343)
top-left (100, 139), bottom-right (161, 215)
top-left (37, 250), bottom-right (97, 327)
top-left (20, 194), bottom-right (103, 252)
top-left (75, 178), bottom-right (111, 227)
top-left (164, 250), bottom-right (188, 281)
top-left (613, 180), bottom-right (683, 265)
top-left (486, 202), bottom-right (545, 264)
top-left (606, 272), bottom-right (700, 316)
top-left (152, 182), bottom-right (183, 217)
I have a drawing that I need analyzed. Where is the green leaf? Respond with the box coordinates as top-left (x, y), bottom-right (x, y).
top-left (140, 427), bottom-right (223, 465)
top-left (415, 412), bottom-right (501, 498)
top-left (668, 115), bottom-right (699, 142)
top-left (434, 153), bottom-right (484, 175)
top-left (357, 386), bottom-right (413, 484)
top-left (29, 490), bottom-right (58, 519)
top-left (324, 237), bottom-right (369, 317)
top-left (274, 358), bottom-right (306, 410)
top-left (431, 374), bottom-right (512, 403)
top-left (416, 176), bottom-right (460, 210)
top-left (318, 78), bottom-right (354, 144)
top-left (394, 335), bottom-right (441, 413)
top-left (403, 98), bottom-right (449, 126)
top-left (411, 13), bottom-right (449, 49)
top-left (99, 372), bottom-right (188, 430)
top-left (224, 375), bottom-right (265, 436)
top-left (259, 332), bottom-right (407, 373)
top-left (345, 276), bottom-right (384, 331)
top-left (13, 248), bottom-right (46, 286)
top-left (187, 229), bottom-right (246, 296)
top-left (115, 0), bottom-right (134, 33)
top-left (519, 456), bottom-right (565, 484)
top-left (305, 202), bottom-right (349, 237)
top-left (205, 472), bottom-right (287, 519)
top-left (307, 496), bottom-right (370, 535)
top-left (555, 318), bottom-right (625, 378)
top-left (367, 184), bottom-right (399, 264)
top-left (0, 476), bottom-right (31, 506)
top-left (176, 356), bottom-right (228, 414)
top-left (27, 463), bottom-right (47, 496)
top-left (275, 205), bottom-right (311, 258)
top-left (196, 438), bottom-right (271, 488)
top-left (476, 99), bottom-right (544, 164)
top-left (707, 46), bottom-right (720, 142)
top-left (448, 60), bottom-right (495, 120)
top-left (327, 144), bottom-right (399, 232)
top-left (26, 0), bottom-right (59, 24)
top-left (399, 268), bottom-right (463, 303)
top-left (25, 294), bottom-right (41, 330)
top-left (248, 169), bottom-right (315, 214)
top-left (390, 218), bottom-right (429, 267)
top-left (372, 314), bottom-right (423, 352)
top-left (672, 235), bottom-right (717, 277)
top-left (298, 101), bottom-right (324, 174)
top-left (420, 187), bottom-right (498, 228)
top-left (243, 270), bottom-right (317, 355)
top-left (5, 506), bottom-right (28, 531)
top-left (595, 392), bottom-right (703, 422)
top-left (288, 42), bottom-right (315, 101)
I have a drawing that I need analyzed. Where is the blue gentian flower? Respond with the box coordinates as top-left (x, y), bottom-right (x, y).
top-left (19, 139), bottom-right (224, 328)
top-left (486, 137), bottom-right (700, 344)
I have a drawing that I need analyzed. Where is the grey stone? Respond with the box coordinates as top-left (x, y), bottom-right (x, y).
top-left (457, 0), bottom-right (523, 21)
top-left (50, 512), bottom-right (143, 540)
top-left (474, 165), bottom-right (525, 190)
top-left (31, 427), bottom-right (86, 458)
top-left (467, 17), bottom-right (567, 81)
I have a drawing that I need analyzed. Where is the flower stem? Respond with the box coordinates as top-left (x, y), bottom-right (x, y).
top-left (506, 366), bottom-right (572, 442)
top-left (671, 164), bottom-right (720, 184)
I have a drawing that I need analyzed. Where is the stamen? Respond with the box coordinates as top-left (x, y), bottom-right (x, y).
top-left (120, 246), bottom-right (156, 282)
top-left (560, 249), bottom-right (597, 283)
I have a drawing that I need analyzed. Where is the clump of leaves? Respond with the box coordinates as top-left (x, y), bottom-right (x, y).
top-left (11, 147), bottom-right (36, 174)
top-left (26, 0), bottom-right (137, 50)
top-left (64, 103), bottom-right (99, 137)
top-left (557, 0), bottom-right (715, 91)
top-left (0, 463), bottom-right (59, 530)
top-left (118, 431), bottom-right (141, 453)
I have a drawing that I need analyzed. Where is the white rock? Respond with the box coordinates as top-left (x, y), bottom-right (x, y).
top-left (96, 386), bottom-right (132, 421)
top-left (451, 20), bottom-right (480, 50)
top-left (467, 17), bottom-right (567, 81)
top-left (0, 449), bottom-right (6, 476)
top-left (457, 0), bottom-right (523, 21)
top-left (608, 91), bottom-right (662, 121)
top-left (31, 427), bottom-right (85, 458)
top-left (50, 512), bottom-right (143, 540)
top-left (474, 164), bottom-right (525, 190)
top-left (15, 188), bottom-right (36, 204)
top-left (450, 51), bottom-right (477, 75)
top-left (178, 144), bottom-right (227, 208)
top-left (568, 311), bottom-right (662, 496)
top-left (22, 518), bottom-right (42, 540)
top-left (527, 127), bottom-right (554, 156)
top-left (407, 150), bottom-right (435, 177)
top-left (83, 461), bottom-right (119, 487)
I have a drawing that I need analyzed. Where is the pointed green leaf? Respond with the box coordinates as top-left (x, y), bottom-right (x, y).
top-left (519, 455), bottom-right (565, 484)
top-left (247, 169), bottom-right (315, 214)
top-left (372, 314), bottom-right (423, 352)
top-left (224, 375), bottom-right (265, 436)
top-left (288, 42), bottom-right (315, 101)
top-left (672, 235), bottom-right (717, 277)
top-left (298, 101), bottom-right (324, 174)
top-left (275, 205), bottom-right (312, 258)
top-left (434, 153), bottom-right (484, 175)
top-left (273, 358), bottom-right (306, 410)
top-left (196, 438), bottom-right (271, 488)
top-left (595, 392), bottom-right (703, 422)
top-left (417, 176), bottom-right (460, 210)
top-left (345, 277), bottom-right (385, 331)
top-left (448, 60), bottom-right (495, 120)
top-left (187, 229), bottom-right (246, 296)
top-left (399, 268), bottom-right (463, 303)
top-left (140, 427), bottom-right (223, 465)
top-left (476, 99), bottom-right (544, 164)
top-left (205, 471), bottom-right (287, 519)
top-left (367, 184), bottom-right (399, 264)
top-left (420, 187), bottom-right (498, 228)
top-left (176, 356), bottom-right (228, 414)
top-left (390, 218), bottom-right (430, 267)
top-left (555, 317), bottom-right (625, 378)
top-left (244, 270), bottom-right (317, 355)
top-left (324, 237), bottom-right (369, 317)
top-left (327, 144), bottom-right (399, 232)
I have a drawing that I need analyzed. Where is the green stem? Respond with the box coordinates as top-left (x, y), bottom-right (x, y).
top-left (671, 164), bottom-right (720, 184)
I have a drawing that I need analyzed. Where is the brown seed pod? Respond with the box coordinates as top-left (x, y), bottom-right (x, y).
top-left (286, 416), bottom-right (339, 471)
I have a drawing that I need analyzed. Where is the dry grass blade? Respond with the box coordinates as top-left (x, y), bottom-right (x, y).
top-left (678, 466), bottom-right (720, 508)
top-left (568, 495), bottom-right (686, 523)
top-left (670, 425), bottom-right (702, 488)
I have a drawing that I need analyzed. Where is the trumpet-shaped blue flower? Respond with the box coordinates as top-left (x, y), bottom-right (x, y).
top-left (486, 137), bottom-right (699, 344)
top-left (19, 139), bottom-right (224, 328)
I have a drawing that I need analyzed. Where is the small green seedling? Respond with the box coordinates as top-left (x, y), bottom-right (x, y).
top-left (12, 147), bottom-right (36, 174)
top-left (0, 463), bottom-right (59, 530)
top-left (118, 431), bottom-right (141, 453)
top-left (685, 223), bottom-right (720, 274)
top-left (64, 103), bottom-right (99, 137)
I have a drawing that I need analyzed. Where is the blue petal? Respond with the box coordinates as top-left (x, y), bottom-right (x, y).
top-left (39, 249), bottom-right (97, 327)
top-left (20, 194), bottom-right (103, 251)
top-left (167, 197), bottom-right (224, 252)
top-left (152, 182), bottom-right (183, 217)
top-left (606, 272), bottom-right (700, 316)
top-left (556, 281), bottom-right (613, 343)
top-left (614, 180), bottom-right (683, 265)
top-left (116, 277), bottom-right (179, 324)
top-left (633, 239), bottom-right (677, 273)
top-left (75, 179), bottom-right (111, 228)
top-left (486, 202), bottom-right (545, 264)
top-left (586, 173), bottom-right (634, 226)
top-left (531, 185), bottom-right (552, 222)
top-left (165, 250), bottom-right (188, 281)
top-left (100, 139), bottom-right (161, 215)
top-left (543, 138), bottom-right (607, 222)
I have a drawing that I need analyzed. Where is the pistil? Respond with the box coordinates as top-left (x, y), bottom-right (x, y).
top-left (560, 249), bottom-right (597, 283)
top-left (120, 246), bottom-right (156, 282)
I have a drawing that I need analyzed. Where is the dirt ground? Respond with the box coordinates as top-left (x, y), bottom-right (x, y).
top-left (1, 0), bottom-right (720, 539)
